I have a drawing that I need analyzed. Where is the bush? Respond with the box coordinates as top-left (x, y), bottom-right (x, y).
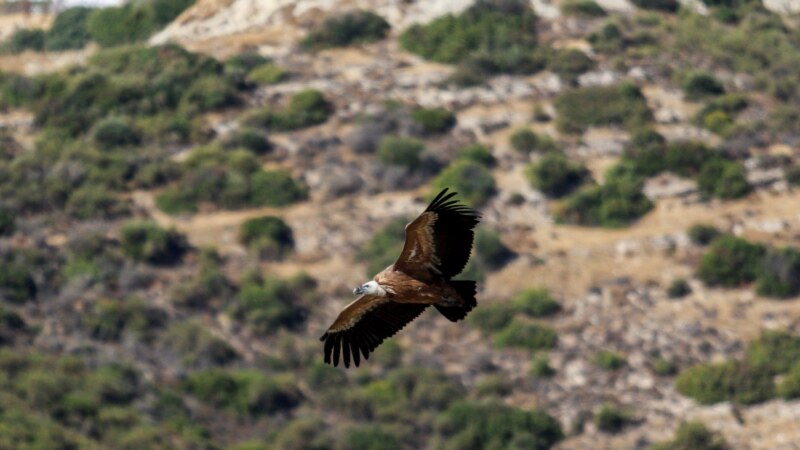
top-left (531, 354), bottom-right (556, 377)
top-left (335, 425), bottom-right (401, 450)
top-left (0, 204), bottom-right (14, 236)
top-left (0, 261), bottom-right (37, 304)
top-left (303, 10), bottom-right (390, 49)
top-left (400, 0), bottom-right (545, 78)
top-left (561, 0), bottom-right (607, 17)
top-left (231, 273), bottom-right (315, 334)
top-left (594, 404), bottom-right (631, 433)
top-left (458, 144), bottom-right (496, 166)
top-left (494, 319), bottom-right (558, 351)
top-left (675, 361), bottom-right (774, 405)
top-left (183, 370), bottom-right (301, 417)
top-left (667, 279), bottom-right (691, 298)
top-left (474, 228), bottom-right (515, 270)
top-left (92, 117), bottom-right (141, 148)
top-left (467, 302), bottom-right (516, 333)
top-left (436, 400), bottom-right (563, 450)
top-left (411, 107), bottom-right (456, 135)
top-left (120, 221), bottom-right (188, 265)
top-left (697, 235), bottom-right (765, 287)
top-left (45, 7), bottom-right (92, 51)
top-left (688, 224), bottom-right (721, 246)
top-left (377, 136), bottom-right (425, 170)
top-left (5, 28), bottom-right (45, 53)
top-left (682, 72), bottom-right (725, 99)
top-left (652, 357), bottom-right (678, 376)
top-left (594, 350), bottom-right (626, 370)
top-left (180, 75), bottom-right (239, 113)
top-left (648, 422), bottom-right (727, 450)
top-left (222, 128), bottom-right (272, 154)
top-left (86, 0), bottom-right (196, 47)
top-left (756, 247), bottom-right (800, 298)
top-left (696, 160), bottom-right (751, 199)
top-left (510, 128), bottom-right (539, 154)
top-left (430, 160), bottom-right (496, 207)
top-left (245, 89), bottom-right (333, 131)
top-left (513, 288), bottom-right (561, 317)
top-left (777, 362), bottom-right (800, 400)
top-left (557, 163), bottom-right (653, 228)
top-left (548, 49), bottom-right (595, 83)
top-left (745, 330), bottom-right (800, 375)
top-left (239, 216), bottom-right (294, 260)
top-left (555, 83), bottom-right (652, 133)
top-left (630, 0), bottom-right (680, 12)
top-left (246, 62), bottom-right (289, 85)
top-left (65, 185), bottom-right (129, 220)
top-left (526, 152), bottom-right (589, 197)
top-left (82, 298), bottom-right (166, 342)
top-left (165, 322), bottom-right (238, 368)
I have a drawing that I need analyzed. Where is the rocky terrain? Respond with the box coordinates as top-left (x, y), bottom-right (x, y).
top-left (3, 0), bottom-right (800, 449)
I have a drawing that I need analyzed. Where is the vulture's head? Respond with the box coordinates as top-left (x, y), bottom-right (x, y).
top-left (353, 280), bottom-right (385, 296)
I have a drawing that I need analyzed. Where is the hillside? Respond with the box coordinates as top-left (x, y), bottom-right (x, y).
top-left (2, 0), bottom-right (800, 449)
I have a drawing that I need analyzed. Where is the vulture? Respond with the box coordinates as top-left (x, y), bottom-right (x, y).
top-left (320, 188), bottom-right (481, 367)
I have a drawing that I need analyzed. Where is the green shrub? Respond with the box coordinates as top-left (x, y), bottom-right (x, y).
top-left (165, 322), bottom-right (238, 367)
top-left (682, 72), bottom-right (725, 99)
top-left (513, 288), bottom-right (561, 317)
top-left (675, 361), bottom-right (774, 405)
top-left (435, 400), bottom-right (564, 450)
top-left (557, 163), bottom-right (653, 228)
top-left (222, 128), bottom-right (272, 154)
top-left (120, 221), bottom-right (188, 265)
top-left (231, 273), bottom-right (315, 334)
top-left (510, 128), bottom-right (540, 154)
top-left (303, 10), bottom-right (390, 49)
top-left (66, 185), bottom-right (129, 220)
top-left (777, 362), bottom-right (800, 400)
top-left (411, 107), bottom-right (456, 135)
top-left (561, 0), bottom-right (607, 17)
top-left (785, 164), bottom-right (800, 186)
top-left (745, 330), bottom-right (800, 375)
top-left (82, 298), bottom-right (166, 342)
top-left (246, 62), bottom-right (289, 85)
top-left (0, 204), bottom-right (14, 236)
top-left (667, 279), bottom-right (692, 298)
top-left (594, 404), bottom-right (631, 433)
top-left (358, 217), bottom-right (407, 276)
top-left (630, 0), bottom-right (680, 12)
top-left (649, 422), bottom-right (727, 450)
top-left (459, 144), bottom-right (496, 166)
top-left (474, 228), bottom-right (515, 270)
top-left (697, 235), bottom-right (765, 287)
top-left (467, 302), bottom-right (516, 333)
top-left (696, 160), bottom-right (751, 199)
top-left (652, 357), bottom-right (678, 376)
top-left (183, 369), bottom-right (301, 416)
top-left (45, 7), bottom-right (92, 51)
top-left (756, 247), bottom-right (800, 298)
top-left (494, 319), bottom-right (558, 351)
top-left (5, 28), bottom-right (45, 53)
top-left (239, 216), bottom-right (294, 260)
top-left (548, 49), bottom-right (595, 83)
top-left (335, 425), bottom-right (401, 450)
top-left (245, 89), bottom-right (333, 131)
top-left (377, 136), bottom-right (425, 170)
top-left (531, 354), bottom-right (556, 378)
top-left (0, 261), bottom-right (37, 304)
top-left (594, 350), bottom-right (626, 370)
top-left (688, 224), bottom-right (721, 246)
top-left (400, 0), bottom-right (544, 78)
top-left (180, 75), bottom-right (239, 113)
top-left (526, 152), bottom-right (589, 197)
top-left (430, 160), bottom-right (496, 207)
top-left (555, 83), bottom-right (652, 133)
top-left (92, 116), bottom-right (142, 148)
top-left (86, 0), bottom-right (195, 47)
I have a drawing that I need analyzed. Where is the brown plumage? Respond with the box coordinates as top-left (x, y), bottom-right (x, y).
top-left (320, 188), bottom-right (481, 367)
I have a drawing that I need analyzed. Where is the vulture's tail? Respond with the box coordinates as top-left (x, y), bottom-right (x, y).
top-left (435, 280), bottom-right (477, 322)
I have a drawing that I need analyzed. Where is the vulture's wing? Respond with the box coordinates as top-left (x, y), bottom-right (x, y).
top-left (320, 295), bottom-right (428, 368)
top-left (393, 188), bottom-right (481, 281)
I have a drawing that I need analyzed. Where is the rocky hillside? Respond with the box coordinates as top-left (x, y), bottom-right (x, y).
top-left (3, 0), bottom-right (800, 449)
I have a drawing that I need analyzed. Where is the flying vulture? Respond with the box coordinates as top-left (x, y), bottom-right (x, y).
top-left (320, 188), bottom-right (481, 367)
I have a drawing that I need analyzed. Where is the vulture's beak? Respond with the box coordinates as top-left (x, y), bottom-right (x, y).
top-left (353, 286), bottom-right (364, 295)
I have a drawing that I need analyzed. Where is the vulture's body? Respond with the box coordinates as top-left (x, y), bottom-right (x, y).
top-left (320, 188), bottom-right (481, 367)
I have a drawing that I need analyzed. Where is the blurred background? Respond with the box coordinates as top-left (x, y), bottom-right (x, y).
top-left (1, 0), bottom-right (800, 448)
